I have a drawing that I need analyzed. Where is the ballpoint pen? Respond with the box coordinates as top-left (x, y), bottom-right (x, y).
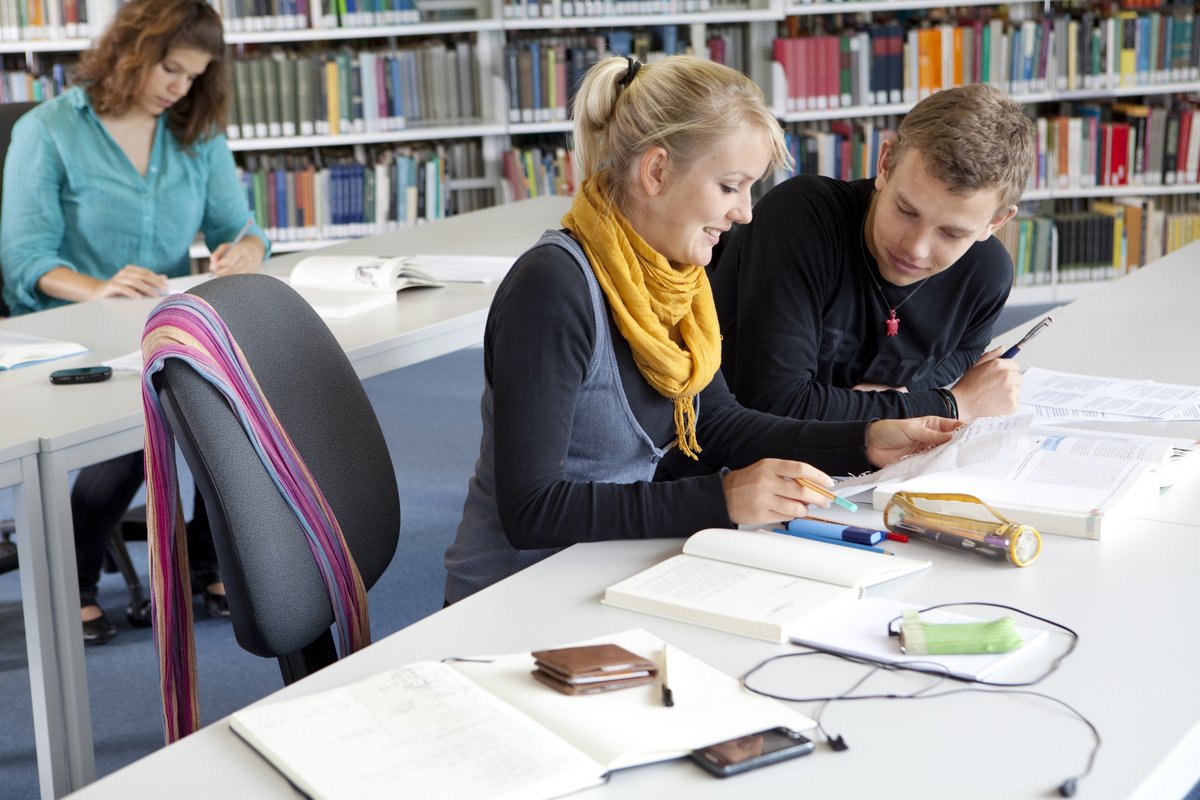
top-left (793, 477), bottom-right (858, 512)
top-left (1000, 315), bottom-right (1053, 359)
top-left (230, 218), bottom-right (254, 245)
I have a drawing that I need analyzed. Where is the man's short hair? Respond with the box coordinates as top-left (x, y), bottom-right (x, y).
top-left (884, 83), bottom-right (1035, 211)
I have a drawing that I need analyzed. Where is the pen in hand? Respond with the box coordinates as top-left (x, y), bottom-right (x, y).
top-left (209, 218), bottom-right (255, 276)
top-left (1000, 315), bottom-right (1053, 359)
top-left (660, 645), bottom-right (674, 707)
top-left (793, 477), bottom-right (858, 513)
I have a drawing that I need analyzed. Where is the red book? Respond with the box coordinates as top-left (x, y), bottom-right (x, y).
top-left (1176, 109), bottom-right (1192, 185)
top-left (1107, 122), bottom-right (1131, 186)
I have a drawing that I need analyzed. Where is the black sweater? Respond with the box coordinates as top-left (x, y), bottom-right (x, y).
top-left (711, 175), bottom-right (1012, 421)
top-left (483, 238), bottom-right (873, 549)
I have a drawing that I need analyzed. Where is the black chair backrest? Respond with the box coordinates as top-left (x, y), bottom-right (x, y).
top-left (0, 101), bottom-right (39, 317)
top-left (153, 273), bottom-right (400, 682)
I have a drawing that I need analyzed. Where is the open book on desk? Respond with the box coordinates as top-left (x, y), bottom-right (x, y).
top-left (870, 426), bottom-right (1176, 540)
top-left (0, 330), bottom-right (87, 370)
top-left (228, 628), bottom-right (815, 800)
top-left (288, 254), bottom-right (445, 319)
top-left (601, 529), bottom-right (931, 643)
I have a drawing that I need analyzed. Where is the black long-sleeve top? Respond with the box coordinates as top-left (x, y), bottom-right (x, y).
top-left (486, 238), bottom-right (874, 550)
top-left (711, 175), bottom-right (1012, 421)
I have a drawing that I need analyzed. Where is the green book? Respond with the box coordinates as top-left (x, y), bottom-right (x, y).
top-left (297, 55), bottom-right (316, 137)
top-left (264, 56), bottom-right (281, 138)
top-left (234, 59), bottom-right (257, 140)
top-left (249, 56), bottom-right (268, 139)
top-left (278, 53), bottom-right (297, 137)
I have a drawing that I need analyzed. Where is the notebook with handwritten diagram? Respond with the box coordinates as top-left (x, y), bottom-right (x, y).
top-left (228, 628), bottom-right (814, 800)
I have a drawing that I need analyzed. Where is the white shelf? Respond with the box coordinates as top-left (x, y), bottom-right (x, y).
top-left (225, 19), bottom-right (503, 44)
top-left (784, 0), bottom-right (1030, 15)
top-left (227, 123), bottom-right (510, 151)
top-left (1023, 183), bottom-right (1200, 202)
top-left (503, 7), bottom-right (779, 29)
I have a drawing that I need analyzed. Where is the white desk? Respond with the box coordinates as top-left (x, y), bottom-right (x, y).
top-left (0, 195), bottom-right (573, 798)
top-left (63, 239), bottom-right (1200, 799)
top-left (63, 516), bottom-right (1200, 800)
top-left (63, 235), bottom-right (1200, 800)
top-left (0, 430), bottom-right (64, 799)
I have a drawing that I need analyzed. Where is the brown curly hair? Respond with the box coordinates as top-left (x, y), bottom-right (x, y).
top-left (74, 0), bottom-right (227, 148)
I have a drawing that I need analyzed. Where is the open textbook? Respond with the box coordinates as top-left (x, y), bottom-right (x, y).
top-left (601, 528), bottom-right (930, 643)
top-left (288, 254), bottom-right (445, 319)
top-left (838, 415), bottom-right (1193, 539)
top-left (1020, 367), bottom-right (1200, 422)
top-left (228, 628), bottom-right (815, 800)
top-left (788, 597), bottom-right (1051, 682)
top-left (0, 330), bottom-right (87, 370)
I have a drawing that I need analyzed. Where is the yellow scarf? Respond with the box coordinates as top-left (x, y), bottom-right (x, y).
top-left (562, 177), bottom-right (721, 459)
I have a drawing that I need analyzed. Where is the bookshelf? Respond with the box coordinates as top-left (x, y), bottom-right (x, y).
top-left (0, 0), bottom-right (1198, 300)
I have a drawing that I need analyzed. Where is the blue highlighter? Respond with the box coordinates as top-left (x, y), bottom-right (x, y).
top-left (785, 517), bottom-right (886, 546)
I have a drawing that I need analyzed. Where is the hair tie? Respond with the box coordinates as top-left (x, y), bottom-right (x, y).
top-left (618, 56), bottom-right (641, 88)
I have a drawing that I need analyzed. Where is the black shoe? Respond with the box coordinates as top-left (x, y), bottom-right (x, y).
top-left (82, 612), bottom-right (117, 646)
top-left (204, 588), bottom-right (230, 619)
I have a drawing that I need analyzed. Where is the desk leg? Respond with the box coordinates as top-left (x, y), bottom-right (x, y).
top-left (12, 454), bottom-right (72, 799)
top-left (37, 451), bottom-right (95, 794)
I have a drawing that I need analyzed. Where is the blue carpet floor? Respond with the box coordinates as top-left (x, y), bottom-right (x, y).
top-left (0, 346), bottom-right (485, 798)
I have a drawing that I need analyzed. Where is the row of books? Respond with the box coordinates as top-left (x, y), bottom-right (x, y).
top-left (228, 42), bottom-right (479, 141)
top-left (0, 62), bottom-right (66, 103)
top-left (998, 195), bottom-right (1200, 285)
top-left (236, 141), bottom-right (488, 242)
top-left (1033, 102), bottom-right (1200, 190)
top-left (500, 144), bottom-right (575, 201)
top-left (503, 26), bottom-right (749, 125)
top-left (0, 0), bottom-right (114, 41)
top-left (502, 0), bottom-right (713, 20)
top-left (217, 0), bottom-right (425, 32)
top-left (773, 9), bottom-right (1200, 113)
top-left (783, 119), bottom-right (896, 182)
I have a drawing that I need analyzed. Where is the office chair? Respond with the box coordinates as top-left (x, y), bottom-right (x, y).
top-left (0, 100), bottom-right (151, 625)
top-left (151, 273), bottom-right (400, 683)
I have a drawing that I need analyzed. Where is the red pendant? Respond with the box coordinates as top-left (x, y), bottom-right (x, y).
top-left (885, 309), bottom-right (899, 337)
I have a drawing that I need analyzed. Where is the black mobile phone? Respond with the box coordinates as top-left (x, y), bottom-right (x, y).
top-left (689, 726), bottom-right (815, 778)
top-left (49, 366), bottom-right (113, 385)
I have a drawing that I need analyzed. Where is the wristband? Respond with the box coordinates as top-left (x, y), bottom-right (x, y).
top-left (935, 388), bottom-right (959, 419)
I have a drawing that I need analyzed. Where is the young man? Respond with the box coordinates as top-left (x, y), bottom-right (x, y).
top-left (711, 83), bottom-right (1035, 423)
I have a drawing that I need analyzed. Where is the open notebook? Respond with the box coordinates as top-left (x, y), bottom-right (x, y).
top-left (228, 628), bottom-right (814, 800)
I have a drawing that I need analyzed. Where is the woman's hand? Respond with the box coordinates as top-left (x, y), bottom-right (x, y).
top-left (865, 416), bottom-right (960, 468)
top-left (89, 265), bottom-right (168, 300)
top-left (209, 236), bottom-right (265, 276)
top-left (721, 458), bottom-right (837, 526)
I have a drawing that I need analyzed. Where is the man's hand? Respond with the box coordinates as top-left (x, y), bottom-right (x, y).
top-left (950, 346), bottom-right (1022, 421)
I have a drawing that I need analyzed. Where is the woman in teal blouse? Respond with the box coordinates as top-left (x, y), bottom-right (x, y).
top-left (0, 1), bottom-right (268, 314)
top-left (0, 0), bottom-right (269, 643)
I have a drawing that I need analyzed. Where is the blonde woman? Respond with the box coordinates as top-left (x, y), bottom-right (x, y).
top-left (443, 55), bottom-right (958, 603)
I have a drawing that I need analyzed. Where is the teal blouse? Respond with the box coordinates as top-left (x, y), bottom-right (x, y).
top-left (0, 86), bottom-right (269, 316)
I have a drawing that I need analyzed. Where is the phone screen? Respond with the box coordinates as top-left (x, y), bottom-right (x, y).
top-left (691, 727), bottom-right (814, 776)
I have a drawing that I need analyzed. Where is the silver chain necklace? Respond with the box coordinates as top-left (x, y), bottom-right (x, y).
top-left (858, 196), bottom-right (932, 338)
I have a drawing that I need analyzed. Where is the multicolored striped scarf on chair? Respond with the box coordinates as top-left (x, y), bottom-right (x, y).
top-left (141, 292), bottom-right (370, 743)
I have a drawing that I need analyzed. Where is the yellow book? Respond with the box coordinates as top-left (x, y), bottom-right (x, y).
top-left (1092, 200), bottom-right (1126, 277)
top-left (324, 59), bottom-right (340, 136)
top-left (1116, 12), bottom-right (1138, 87)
